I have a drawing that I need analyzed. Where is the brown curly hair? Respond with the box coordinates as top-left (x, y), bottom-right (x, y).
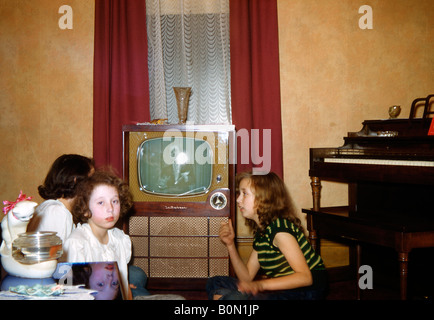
top-left (237, 171), bottom-right (302, 234)
top-left (71, 169), bottom-right (133, 225)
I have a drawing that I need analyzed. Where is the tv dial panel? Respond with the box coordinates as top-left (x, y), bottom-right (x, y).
top-left (209, 191), bottom-right (227, 210)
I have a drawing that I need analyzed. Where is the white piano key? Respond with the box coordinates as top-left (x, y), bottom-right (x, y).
top-left (323, 158), bottom-right (434, 167)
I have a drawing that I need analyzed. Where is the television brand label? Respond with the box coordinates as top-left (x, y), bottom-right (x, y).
top-left (164, 205), bottom-right (188, 210)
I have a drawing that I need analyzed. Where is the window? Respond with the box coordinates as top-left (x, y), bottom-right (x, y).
top-left (146, 0), bottom-right (231, 124)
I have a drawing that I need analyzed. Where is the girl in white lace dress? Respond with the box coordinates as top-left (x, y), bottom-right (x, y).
top-left (64, 169), bottom-right (133, 299)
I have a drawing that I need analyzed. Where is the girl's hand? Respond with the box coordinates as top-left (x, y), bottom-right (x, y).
top-left (237, 280), bottom-right (263, 296)
top-left (219, 219), bottom-right (235, 247)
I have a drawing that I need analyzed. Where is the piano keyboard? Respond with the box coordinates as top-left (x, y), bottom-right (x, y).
top-left (324, 158), bottom-right (434, 167)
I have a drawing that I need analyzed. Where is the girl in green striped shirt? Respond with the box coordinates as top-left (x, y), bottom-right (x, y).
top-left (206, 172), bottom-right (327, 300)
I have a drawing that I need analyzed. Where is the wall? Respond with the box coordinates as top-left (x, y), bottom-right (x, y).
top-left (278, 0), bottom-right (434, 266)
top-left (0, 0), bottom-right (94, 206)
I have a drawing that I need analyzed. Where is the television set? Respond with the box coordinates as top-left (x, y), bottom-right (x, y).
top-left (122, 124), bottom-right (236, 285)
top-left (123, 124), bottom-right (235, 216)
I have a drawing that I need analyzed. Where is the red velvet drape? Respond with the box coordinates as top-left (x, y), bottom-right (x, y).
top-left (93, 0), bottom-right (283, 177)
top-left (93, 0), bottom-right (150, 174)
top-left (230, 0), bottom-right (283, 177)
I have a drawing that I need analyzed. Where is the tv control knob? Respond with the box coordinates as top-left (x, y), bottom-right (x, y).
top-left (210, 192), bottom-right (227, 210)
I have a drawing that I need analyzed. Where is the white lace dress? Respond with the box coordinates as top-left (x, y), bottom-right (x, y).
top-left (63, 223), bottom-right (132, 298)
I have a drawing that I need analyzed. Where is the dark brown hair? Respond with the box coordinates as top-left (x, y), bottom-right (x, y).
top-left (71, 169), bottom-right (133, 225)
top-left (38, 154), bottom-right (95, 200)
top-left (237, 171), bottom-right (302, 234)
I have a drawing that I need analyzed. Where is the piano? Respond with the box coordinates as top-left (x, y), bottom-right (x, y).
top-left (303, 95), bottom-right (434, 300)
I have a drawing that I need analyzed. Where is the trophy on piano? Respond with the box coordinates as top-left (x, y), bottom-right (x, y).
top-left (388, 105), bottom-right (401, 118)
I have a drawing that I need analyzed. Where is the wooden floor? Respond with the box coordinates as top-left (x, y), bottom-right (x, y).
top-left (147, 247), bottom-right (434, 301)
top-left (149, 275), bottom-right (433, 301)
top-left (149, 282), bottom-right (394, 300)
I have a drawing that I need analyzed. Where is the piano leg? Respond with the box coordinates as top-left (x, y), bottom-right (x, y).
top-left (310, 176), bottom-right (322, 211)
top-left (356, 244), bottom-right (361, 300)
top-left (398, 252), bottom-right (409, 300)
top-left (308, 177), bottom-right (321, 252)
top-left (307, 215), bottom-right (319, 252)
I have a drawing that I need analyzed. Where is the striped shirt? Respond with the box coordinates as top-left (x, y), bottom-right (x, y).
top-left (253, 218), bottom-right (325, 278)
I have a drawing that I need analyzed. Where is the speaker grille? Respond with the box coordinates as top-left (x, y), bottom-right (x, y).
top-left (128, 216), bottom-right (229, 278)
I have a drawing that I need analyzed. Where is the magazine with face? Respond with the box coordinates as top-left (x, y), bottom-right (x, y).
top-left (53, 261), bottom-right (123, 300)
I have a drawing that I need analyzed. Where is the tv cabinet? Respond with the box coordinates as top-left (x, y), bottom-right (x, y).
top-left (122, 124), bottom-right (236, 289)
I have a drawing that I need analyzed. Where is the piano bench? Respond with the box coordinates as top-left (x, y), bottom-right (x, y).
top-left (303, 206), bottom-right (434, 300)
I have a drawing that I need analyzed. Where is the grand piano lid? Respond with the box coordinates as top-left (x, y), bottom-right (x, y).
top-left (348, 118), bottom-right (432, 138)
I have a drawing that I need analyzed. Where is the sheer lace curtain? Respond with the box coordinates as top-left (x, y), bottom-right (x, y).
top-left (146, 0), bottom-right (231, 124)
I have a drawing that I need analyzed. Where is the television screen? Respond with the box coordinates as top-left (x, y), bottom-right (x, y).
top-left (137, 137), bottom-right (213, 196)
